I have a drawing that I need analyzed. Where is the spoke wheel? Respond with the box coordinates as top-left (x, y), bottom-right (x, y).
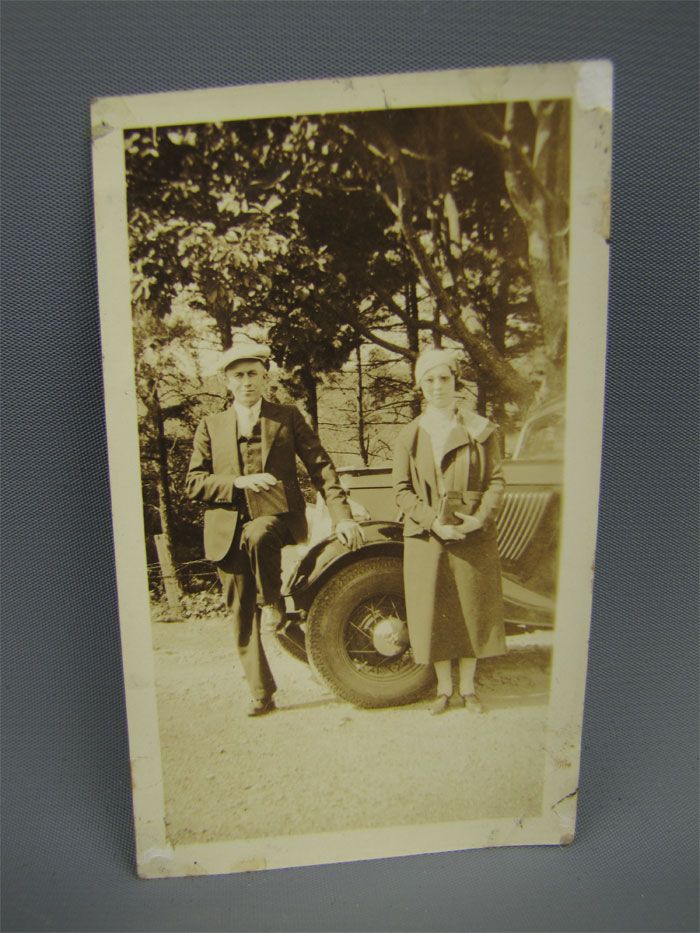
top-left (305, 556), bottom-right (434, 708)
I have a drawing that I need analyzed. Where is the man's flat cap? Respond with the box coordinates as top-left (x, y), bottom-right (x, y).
top-left (220, 340), bottom-right (271, 372)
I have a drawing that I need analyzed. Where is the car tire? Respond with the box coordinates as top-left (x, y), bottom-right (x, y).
top-left (305, 555), bottom-right (434, 708)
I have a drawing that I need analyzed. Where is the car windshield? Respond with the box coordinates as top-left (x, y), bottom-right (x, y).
top-left (517, 411), bottom-right (564, 460)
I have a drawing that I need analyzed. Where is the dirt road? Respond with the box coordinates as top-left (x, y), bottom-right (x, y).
top-left (151, 612), bottom-right (552, 845)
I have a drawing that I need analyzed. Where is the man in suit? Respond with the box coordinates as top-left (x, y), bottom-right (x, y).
top-left (186, 341), bottom-right (364, 715)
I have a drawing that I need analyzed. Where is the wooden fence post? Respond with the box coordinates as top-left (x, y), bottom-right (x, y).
top-left (154, 533), bottom-right (183, 621)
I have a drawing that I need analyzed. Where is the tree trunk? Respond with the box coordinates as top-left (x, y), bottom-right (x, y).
top-left (355, 344), bottom-right (369, 466)
top-left (366, 120), bottom-right (535, 409)
top-left (432, 304), bottom-right (442, 349)
top-left (423, 115), bottom-right (444, 351)
top-left (298, 366), bottom-right (319, 433)
top-left (500, 101), bottom-right (569, 397)
top-left (486, 275), bottom-right (509, 420)
top-left (201, 283), bottom-right (233, 350)
top-left (404, 252), bottom-right (419, 357)
top-left (150, 386), bottom-right (182, 600)
top-left (475, 381), bottom-right (487, 417)
top-left (403, 253), bottom-right (423, 418)
top-left (154, 534), bottom-right (182, 619)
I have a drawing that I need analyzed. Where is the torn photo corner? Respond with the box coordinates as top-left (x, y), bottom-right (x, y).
top-left (90, 60), bottom-right (612, 879)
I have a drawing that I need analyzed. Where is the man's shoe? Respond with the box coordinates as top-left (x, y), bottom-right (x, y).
top-left (260, 599), bottom-right (286, 633)
top-left (247, 696), bottom-right (276, 717)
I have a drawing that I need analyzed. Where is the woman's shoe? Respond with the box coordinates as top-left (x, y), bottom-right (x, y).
top-left (430, 694), bottom-right (451, 715)
top-left (247, 696), bottom-right (276, 717)
top-left (460, 693), bottom-right (484, 714)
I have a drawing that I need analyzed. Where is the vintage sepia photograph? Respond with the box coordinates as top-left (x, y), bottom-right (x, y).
top-left (91, 62), bottom-right (612, 877)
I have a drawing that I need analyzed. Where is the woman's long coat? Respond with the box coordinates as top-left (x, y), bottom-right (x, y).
top-left (391, 408), bottom-right (507, 665)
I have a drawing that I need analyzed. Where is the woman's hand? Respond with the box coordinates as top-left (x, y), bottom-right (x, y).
top-left (431, 519), bottom-right (467, 541)
top-left (454, 512), bottom-right (483, 534)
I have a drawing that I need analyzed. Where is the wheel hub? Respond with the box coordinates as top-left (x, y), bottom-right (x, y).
top-left (369, 616), bottom-right (410, 657)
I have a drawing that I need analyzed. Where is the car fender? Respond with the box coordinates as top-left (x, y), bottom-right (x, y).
top-left (285, 520), bottom-right (554, 628)
top-left (284, 521), bottom-right (403, 611)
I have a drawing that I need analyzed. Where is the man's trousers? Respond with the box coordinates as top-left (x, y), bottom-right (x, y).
top-left (217, 514), bottom-right (295, 700)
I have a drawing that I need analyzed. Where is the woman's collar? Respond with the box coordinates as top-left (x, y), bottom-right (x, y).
top-left (458, 410), bottom-right (495, 443)
top-left (421, 404), bottom-right (456, 424)
top-left (414, 401), bottom-right (496, 444)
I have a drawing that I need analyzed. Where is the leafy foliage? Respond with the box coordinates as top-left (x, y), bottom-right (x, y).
top-left (124, 100), bottom-right (570, 589)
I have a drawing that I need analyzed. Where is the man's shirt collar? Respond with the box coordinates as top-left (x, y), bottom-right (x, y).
top-left (233, 398), bottom-right (262, 435)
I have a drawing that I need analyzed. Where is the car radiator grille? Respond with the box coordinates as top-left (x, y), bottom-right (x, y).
top-left (497, 490), bottom-right (554, 562)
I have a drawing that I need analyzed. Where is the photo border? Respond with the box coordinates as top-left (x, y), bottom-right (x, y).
top-left (91, 60), bottom-right (612, 878)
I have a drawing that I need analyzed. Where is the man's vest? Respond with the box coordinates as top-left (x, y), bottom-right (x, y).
top-left (236, 421), bottom-right (263, 522)
top-left (238, 420), bottom-right (263, 476)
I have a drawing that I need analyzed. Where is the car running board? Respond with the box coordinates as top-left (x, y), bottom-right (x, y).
top-left (502, 575), bottom-right (556, 614)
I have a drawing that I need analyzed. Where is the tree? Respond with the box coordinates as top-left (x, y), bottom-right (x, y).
top-left (127, 102), bottom-right (569, 413)
top-left (126, 119), bottom-right (366, 416)
top-left (133, 288), bottom-right (237, 560)
top-left (333, 108), bottom-right (542, 408)
top-left (464, 102), bottom-right (570, 395)
top-left (124, 101), bottom-right (572, 584)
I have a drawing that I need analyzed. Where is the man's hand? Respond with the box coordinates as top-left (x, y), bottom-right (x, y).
top-left (431, 519), bottom-right (466, 542)
top-left (335, 519), bottom-right (366, 550)
top-left (454, 512), bottom-right (483, 534)
top-left (234, 473), bottom-right (278, 493)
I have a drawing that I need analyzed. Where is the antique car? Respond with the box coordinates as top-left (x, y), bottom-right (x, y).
top-left (277, 398), bottom-right (564, 708)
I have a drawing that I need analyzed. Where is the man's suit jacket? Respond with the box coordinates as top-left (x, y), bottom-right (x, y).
top-left (186, 398), bottom-right (352, 562)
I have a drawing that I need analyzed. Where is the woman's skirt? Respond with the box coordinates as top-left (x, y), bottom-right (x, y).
top-left (403, 528), bottom-right (506, 665)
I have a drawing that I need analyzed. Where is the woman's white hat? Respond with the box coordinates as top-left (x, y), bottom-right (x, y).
top-left (414, 348), bottom-right (459, 385)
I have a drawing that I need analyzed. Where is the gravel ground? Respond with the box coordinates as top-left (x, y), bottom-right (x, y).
top-left (151, 611), bottom-right (552, 846)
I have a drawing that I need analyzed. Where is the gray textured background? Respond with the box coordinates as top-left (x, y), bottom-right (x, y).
top-left (1, 2), bottom-right (698, 931)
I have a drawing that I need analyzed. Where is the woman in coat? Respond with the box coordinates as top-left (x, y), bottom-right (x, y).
top-left (391, 348), bottom-right (507, 714)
